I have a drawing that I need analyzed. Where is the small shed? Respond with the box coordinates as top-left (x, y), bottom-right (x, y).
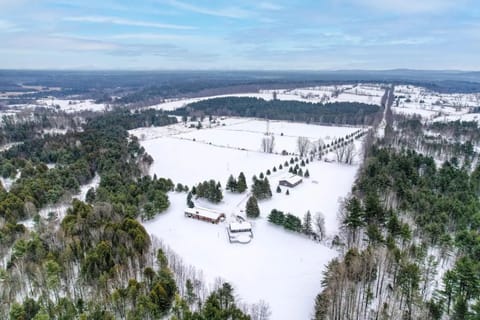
top-left (279, 175), bottom-right (303, 188)
top-left (185, 207), bottom-right (225, 224)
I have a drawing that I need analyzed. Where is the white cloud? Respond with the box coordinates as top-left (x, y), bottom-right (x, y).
top-left (258, 2), bottom-right (284, 11)
top-left (0, 19), bottom-right (22, 32)
top-left (63, 15), bottom-right (195, 30)
top-left (167, 0), bottom-right (251, 19)
top-left (354, 0), bottom-right (466, 14)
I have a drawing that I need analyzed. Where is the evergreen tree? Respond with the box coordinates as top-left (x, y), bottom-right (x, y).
top-left (303, 211), bottom-right (313, 235)
top-left (246, 196), bottom-right (260, 218)
top-left (298, 168), bottom-right (303, 177)
top-left (175, 183), bottom-right (184, 192)
top-left (226, 174), bottom-right (237, 192)
top-left (186, 192), bottom-right (194, 208)
top-left (284, 214), bottom-right (302, 232)
top-left (259, 172), bottom-right (265, 179)
top-left (273, 166), bottom-right (277, 172)
top-left (286, 189), bottom-right (290, 195)
top-left (304, 169), bottom-right (310, 178)
top-left (279, 164), bottom-right (283, 170)
top-left (268, 209), bottom-right (285, 225)
top-left (263, 178), bottom-right (272, 198)
top-left (266, 169), bottom-right (271, 175)
top-left (301, 160), bottom-right (306, 166)
top-left (276, 185), bottom-right (282, 193)
top-left (237, 172), bottom-right (247, 193)
top-left (85, 187), bottom-right (96, 203)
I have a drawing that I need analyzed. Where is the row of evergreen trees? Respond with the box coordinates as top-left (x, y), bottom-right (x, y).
top-left (191, 180), bottom-right (223, 203)
top-left (268, 209), bottom-right (314, 234)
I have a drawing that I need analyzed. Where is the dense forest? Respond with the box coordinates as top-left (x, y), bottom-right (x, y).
top-left (314, 91), bottom-right (480, 319)
top-left (0, 107), bottom-right (258, 319)
top-left (173, 97), bottom-right (380, 125)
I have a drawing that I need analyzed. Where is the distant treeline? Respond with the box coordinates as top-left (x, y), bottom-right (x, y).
top-left (173, 97), bottom-right (380, 125)
top-left (86, 108), bottom-right (177, 131)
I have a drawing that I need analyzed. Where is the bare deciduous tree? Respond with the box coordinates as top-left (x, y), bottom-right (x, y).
top-left (250, 300), bottom-right (272, 320)
top-left (261, 135), bottom-right (275, 153)
top-left (297, 136), bottom-right (310, 157)
top-left (344, 143), bottom-right (356, 165)
top-left (314, 212), bottom-right (326, 241)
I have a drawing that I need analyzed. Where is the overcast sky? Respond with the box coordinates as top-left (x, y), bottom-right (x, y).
top-left (0, 0), bottom-right (479, 70)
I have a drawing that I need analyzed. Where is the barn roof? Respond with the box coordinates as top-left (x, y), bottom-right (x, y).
top-left (185, 207), bottom-right (224, 220)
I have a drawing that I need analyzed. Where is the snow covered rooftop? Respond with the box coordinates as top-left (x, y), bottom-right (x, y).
top-left (229, 221), bottom-right (252, 232)
top-left (185, 207), bottom-right (225, 220)
top-left (279, 175), bottom-right (303, 185)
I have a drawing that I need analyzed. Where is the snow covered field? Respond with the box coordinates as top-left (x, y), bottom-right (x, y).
top-left (143, 83), bottom-right (385, 112)
top-left (131, 118), bottom-right (362, 319)
top-left (393, 85), bottom-right (480, 121)
top-left (144, 192), bottom-right (338, 320)
top-left (176, 119), bottom-right (360, 154)
top-left (36, 98), bottom-right (107, 113)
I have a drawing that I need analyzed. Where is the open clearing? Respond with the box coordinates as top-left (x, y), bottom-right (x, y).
top-left (130, 118), bottom-right (362, 320)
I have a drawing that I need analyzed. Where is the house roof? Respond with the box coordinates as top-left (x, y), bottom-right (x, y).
top-left (229, 221), bottom-right (252, 232)
top-left (185, 207), bottom-right (224, 220)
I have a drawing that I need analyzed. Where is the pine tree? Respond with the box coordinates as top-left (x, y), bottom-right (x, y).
top-left (301, 160), bottom-right (306, 166)
top-left (303, 211), bottom-right (313, 235)
top-left (273, 166), bottom-right (277, 172)
top-left (175, 183), bottom-right (184, 192)
top-left (237, 172), bottom-right (247, 193)
top-left (284, 214), bottom-right (302, 232)
top-left (186, 192), bottom-right (194, 208)
top-left (304, 169), bottom-right (310, 178)
top-left (246, 196), bottom-right (260, 218)
top-left (263, 178), bottom-right (272, 198)
top-left (226, 174), bottom-right (237, 192)
top-left (259, 172), bottom-right (265, 179)
top-left (290, 158), bottom-right (294, 164)
top-left (279, 164), bottom-right (283, 170)
top-left (266, 169), bottom-right (271, 175)
top-left (285, 161), bottom-right (289, 167)
top-left (289, 167), bottom-right (293, 173)
top-left (276, 185), bottom-right (282, 193)
top-left (298, 168), bottom-right (303, 176)
top-left (286, 189), bottom-right (290, 195)
top-left (268, 209), bottom-right (285, 225)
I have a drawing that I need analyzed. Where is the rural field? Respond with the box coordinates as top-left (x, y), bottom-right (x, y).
top-left (130, 117), bottom-right (364, 319)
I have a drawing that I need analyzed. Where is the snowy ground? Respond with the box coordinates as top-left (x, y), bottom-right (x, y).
top-left (144, 192), bottom-right (338, 320)
top-left (132, 118), bottom-right (362, 320)
top-left (176, 119), bottom-right (360, 154)
top-left (143, 83), bottom-right (385, 112)
top-left (393, 85), bottom-right (480, 122)
top-left (36, 98), bottom-right (107, 113)
top-left (36, 174), bottom-right (100, 223)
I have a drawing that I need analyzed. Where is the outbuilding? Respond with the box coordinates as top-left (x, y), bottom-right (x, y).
top-left (185, 207), bottom-right (225, 224)
top-left (279, 175), bottom-right (303, 188)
